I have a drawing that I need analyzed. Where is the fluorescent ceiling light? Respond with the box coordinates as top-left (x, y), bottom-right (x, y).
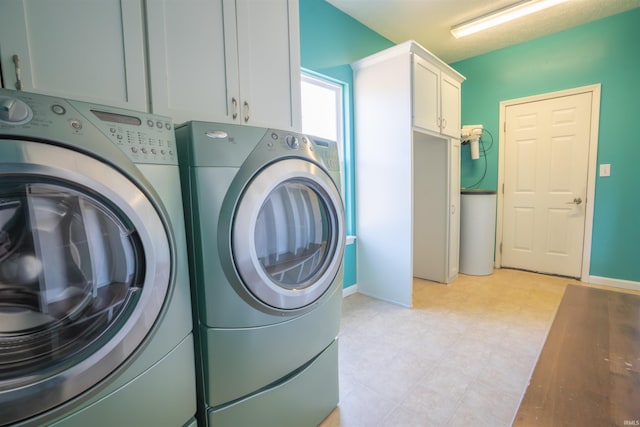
top-left (450, 0), bottom-right (570, 38)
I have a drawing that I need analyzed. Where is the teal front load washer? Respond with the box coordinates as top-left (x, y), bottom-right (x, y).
top-left (0, 89), bottom-right (197, 427)
top-left (176, 122), bottom-right (346, 427)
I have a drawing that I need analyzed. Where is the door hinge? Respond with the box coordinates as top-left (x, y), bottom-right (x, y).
top-left (500, 242), bottom-right (503, 253)
top-left (503, 121), bottom-right (506, 133)
top-left (502, 183), bottom-right (504, 194)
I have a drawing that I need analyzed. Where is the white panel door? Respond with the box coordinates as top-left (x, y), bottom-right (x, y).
top-left (502, 92), bottom-right (592, 277)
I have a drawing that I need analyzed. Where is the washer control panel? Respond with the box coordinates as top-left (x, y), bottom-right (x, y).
top-left (85, 107), bottom-right (177, 165)
top-left (0, 90), bottom-right (177, 165)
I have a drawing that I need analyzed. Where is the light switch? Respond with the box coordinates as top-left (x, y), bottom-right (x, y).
top-left (599, 164), bottom-right (611, 177)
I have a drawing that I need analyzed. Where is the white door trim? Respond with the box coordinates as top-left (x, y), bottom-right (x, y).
top-left (496, 84), bottom-right (601, 281)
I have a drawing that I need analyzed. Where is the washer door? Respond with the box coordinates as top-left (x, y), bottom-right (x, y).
top-left (0, 143), bottom-right (170, 425)
top-left (232, 158), bottom-right (345, 310)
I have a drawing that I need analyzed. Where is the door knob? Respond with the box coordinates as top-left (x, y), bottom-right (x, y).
top-left (566, 197), bottom-right (582, 205)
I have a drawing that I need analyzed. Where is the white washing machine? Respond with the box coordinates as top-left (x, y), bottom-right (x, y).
top-left (176, 122), bottom-right (346, 426)
top-left (0, 89), bottom-right (197, 426)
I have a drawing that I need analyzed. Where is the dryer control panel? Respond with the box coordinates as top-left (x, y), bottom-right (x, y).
top-left (0, 89), bottom-right (178, 166)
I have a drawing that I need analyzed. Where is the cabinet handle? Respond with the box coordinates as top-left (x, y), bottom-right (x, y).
top-left (243, 101), bottom-right (250, 123)
top-left (12, 54), bottom-right (23, 91)
top-left (231, 97), bottom-right (238, 120)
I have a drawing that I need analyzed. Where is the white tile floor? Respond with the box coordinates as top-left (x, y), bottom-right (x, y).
top-left (319, 268), bottom-right (582, 426)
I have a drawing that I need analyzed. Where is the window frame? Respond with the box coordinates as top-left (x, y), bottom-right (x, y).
top-left (300, 68), bottom-right (355, 235)
top-left (300, 71), bottom-right (346, 196)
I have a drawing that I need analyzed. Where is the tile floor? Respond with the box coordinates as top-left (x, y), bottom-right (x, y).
top-left (320, 268), bottom-right (583, 426)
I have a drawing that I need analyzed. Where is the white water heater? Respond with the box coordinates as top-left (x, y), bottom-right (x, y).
top-left (460, 189), bottom-right (497, 275)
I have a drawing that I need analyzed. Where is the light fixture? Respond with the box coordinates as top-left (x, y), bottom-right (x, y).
top-left (450, 0), bottom-right (570, 38)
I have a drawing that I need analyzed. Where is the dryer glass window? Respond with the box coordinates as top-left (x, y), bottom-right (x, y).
top-left (232, 157), bottom-right (344, 311)
top-left (255, 179), bottom-right (333, 289)
top-left (0, 180), bottom-right (144, 380)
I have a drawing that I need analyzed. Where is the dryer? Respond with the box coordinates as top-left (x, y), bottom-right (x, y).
top-left (176, 122), bottom-right (345, 426)
top-left (0, 89), bottom-right (197, 426)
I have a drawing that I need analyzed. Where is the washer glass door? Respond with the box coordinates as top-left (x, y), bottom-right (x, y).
top-left (233, 158), bottom-right (345, 310)
top-left (0, 181), bottom-right (142, 372)
top-left (0, 145), bottom-right (170, 424)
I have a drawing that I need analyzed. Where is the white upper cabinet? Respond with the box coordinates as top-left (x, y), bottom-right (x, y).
top-left (147, 0), bottom-right (301, 129)
top-left (0, 1), bottom-right (300, 127)
top-left (0, 1), bottom-right (147, 111)
top-left (413, 51), bottom-right (462, 138)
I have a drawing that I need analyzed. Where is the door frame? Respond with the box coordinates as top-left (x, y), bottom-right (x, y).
top-left (496, 84), bottom-right (601, 280)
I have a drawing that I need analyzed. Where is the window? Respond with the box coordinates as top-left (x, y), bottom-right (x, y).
top-left (300, 72), bottom-right (345, 195)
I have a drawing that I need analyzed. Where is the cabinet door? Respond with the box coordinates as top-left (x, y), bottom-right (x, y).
top-left (441, 73), bottom-right (461, 138)
top-left (235, 0), bottom-right (301, 130)
top-left (0, 0), bottom-right (147, 110)
top-left (447, 139), bottom-right (461, 281)
top-left (147, 0), bottom-right (233, 124)
top-left (412, 55), bottom-right (439, 133)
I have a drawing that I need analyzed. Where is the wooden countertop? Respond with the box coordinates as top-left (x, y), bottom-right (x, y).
top-left (513, 284), bottom-right (640, 427)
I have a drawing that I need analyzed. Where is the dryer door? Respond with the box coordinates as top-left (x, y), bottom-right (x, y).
top-left (232, 158), bottom-right (345, 310)
top-left (0, 142), bottom-right (171, 425)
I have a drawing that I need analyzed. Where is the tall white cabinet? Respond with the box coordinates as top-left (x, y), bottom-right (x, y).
top-left (352, 41), bottom-right (465, 307)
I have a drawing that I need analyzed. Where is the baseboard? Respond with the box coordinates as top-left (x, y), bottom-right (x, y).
top-left (587, 275), bottom-right (640, 292)
top-left (342, 284), bottom-right (358, 298)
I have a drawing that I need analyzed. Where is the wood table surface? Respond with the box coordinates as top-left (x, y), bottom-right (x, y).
top-left (513, 284), bottom-right (640, 427)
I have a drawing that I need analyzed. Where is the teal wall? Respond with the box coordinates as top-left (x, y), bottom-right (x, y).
top-left (299, 0), bottom-right (393, 288)
top-left (452, 8), bottom-right (640, 282)
top-left (299, 0), bottom-right (393, 82)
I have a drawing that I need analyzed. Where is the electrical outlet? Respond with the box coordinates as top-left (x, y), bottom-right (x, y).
top-left (599, 164), bottom-right (610, 177)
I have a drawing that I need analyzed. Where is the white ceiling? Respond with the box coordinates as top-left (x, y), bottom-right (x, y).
top-left (326, 0), bottom-right (640, 63)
